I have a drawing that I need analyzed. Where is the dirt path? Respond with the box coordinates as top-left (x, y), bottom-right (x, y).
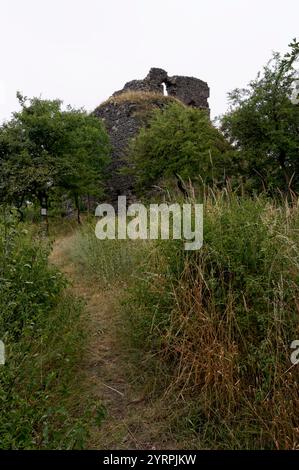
top-left (49, 232), bottom-right (175, 450)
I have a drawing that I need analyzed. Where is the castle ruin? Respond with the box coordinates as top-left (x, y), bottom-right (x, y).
top-left (94, 68), bottom-right (210, 203)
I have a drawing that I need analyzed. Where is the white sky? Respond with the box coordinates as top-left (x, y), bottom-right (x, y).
top-left (1, 0), bottom-right (298, 121)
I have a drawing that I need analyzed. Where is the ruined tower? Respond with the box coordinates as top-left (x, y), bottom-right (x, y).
top-left (94, 68), bottom-right (210, 203)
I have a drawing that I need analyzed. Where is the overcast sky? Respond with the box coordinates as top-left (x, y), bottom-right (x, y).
top-left (1, 0), bottom-right (298, 122)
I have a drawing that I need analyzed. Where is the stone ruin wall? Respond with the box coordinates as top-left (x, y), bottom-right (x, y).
top-left (112, 67), bottom-right (210, 110)
top-left (94, 68), bottom-right (210, 203)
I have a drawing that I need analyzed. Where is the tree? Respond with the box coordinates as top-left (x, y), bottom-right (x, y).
top-left (221, 39), bottom-right (299, 194)
top-left (0, 94), bottom-right (110, 221)
top-left (126, 102), bottom-right (232, 195)
top-left (52, 107), bottom-right (111, 223)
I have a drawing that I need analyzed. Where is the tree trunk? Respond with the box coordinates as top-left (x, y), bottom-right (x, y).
top-left (38, 191), bottom-right (49, 235)
top-left (87, 194), bottom-right (91, 214)
top-left (74, 193), bottom-right (81, 224)
top-left (278, 149), bottom-right (291, 194)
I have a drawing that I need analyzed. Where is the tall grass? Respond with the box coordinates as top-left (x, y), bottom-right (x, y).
top-left (124, 191), bottom-right (299, 449)
top-left (70, 220), bottom-right (146, 285)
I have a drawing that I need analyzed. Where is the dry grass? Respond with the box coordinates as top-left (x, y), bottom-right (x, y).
top-left (98, 91), bottom-right (182, 108)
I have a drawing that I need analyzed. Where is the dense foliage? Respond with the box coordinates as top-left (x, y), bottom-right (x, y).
top-left (0, 94), bottom-right (110, 218)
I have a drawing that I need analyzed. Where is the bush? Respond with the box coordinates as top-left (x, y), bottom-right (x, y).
top-left (126, 102), bottom-right (233, 195)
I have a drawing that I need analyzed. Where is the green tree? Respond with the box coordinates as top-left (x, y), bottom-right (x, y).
top-left (126, 102), bottom-right (232, 195)
top-left (0, 94), bottom-right (110, 220)
top-left (221, 39), bottom-right (299, 194)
